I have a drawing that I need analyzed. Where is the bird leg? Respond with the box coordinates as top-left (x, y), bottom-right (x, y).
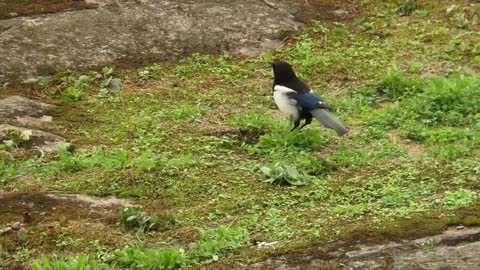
top-left (299, 116), bottom-right (312, 130)
top-left (291, 120), bottom-right (301, 131)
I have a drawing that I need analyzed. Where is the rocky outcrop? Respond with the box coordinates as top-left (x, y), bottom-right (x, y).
top-left (0, 96), bottom-right (55, 118)
top-left (250, 227), bottom-right (480, 270)
top-left (0, 96), bottom-right (65, 152)
top-left (0, 124), bottom-right (66, 152)
top-left (0, 0), bottom-right (303, 83)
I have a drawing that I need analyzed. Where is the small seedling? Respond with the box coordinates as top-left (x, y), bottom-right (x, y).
top-left (61, 86), bottom-right (85, 102)
top-left (32, 255), bottom-right (112, 270)
top-left (99, 66), bottom-right (122, 95)
top-left (37, 76), bottom-right (52, 89)
top-left (13, 248), bottom-right (34, 263)
top-left (439, 189), bottom-right (477, 209)
top-left (119, 205), bottom-right (176, 234)
top-left (1, 128), bottom-right (31, 149)
top-left (416, 239), bottom-right (434, 249)
top-left (113, 247), bottom-right (186, 269)
top-left (260, 163), bottom-right (311, 186)
top-left (397, 0), bottom-right (417, 16)
top-left (188, 226), bottom-right (249, 262)
top-left (0, 159), bottom-right (15, 184)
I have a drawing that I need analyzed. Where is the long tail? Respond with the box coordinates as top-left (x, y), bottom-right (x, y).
top-left (310, 109), bottom-right (349, 136)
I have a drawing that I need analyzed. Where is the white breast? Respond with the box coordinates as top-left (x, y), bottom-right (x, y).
top-left (273, 85), bottom-right (300, 121)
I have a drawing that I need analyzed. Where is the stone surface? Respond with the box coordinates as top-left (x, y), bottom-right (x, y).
top-left (0, 96), bottom-right (55, 120)
top-left (0, 192), bottom-right (134, 226)
top-left (0, 96), bottom-right (55, 128)
top-left (14, 115), bottom-right (53, 128)
top-left (0, 124), bottom-right (66, 152)
top-left (0, 0), bottom-right (358, 83)
top-left (45, 192), bottom-right (134, 209)
top-left (250, 227), bottom-right (480, 270)
top-left (0, 0), bottom-right (303, 83)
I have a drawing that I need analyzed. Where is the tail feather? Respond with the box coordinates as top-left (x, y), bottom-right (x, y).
top-left (310, 109), bottom-right (349, 136)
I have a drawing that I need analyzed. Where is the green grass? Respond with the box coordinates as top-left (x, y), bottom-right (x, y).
top-left (1, 0), bottom-right (480, 269)
top-left (32, 226), bottom-right (248, 270)
top-left (371, 70), bottom-right (480, 159)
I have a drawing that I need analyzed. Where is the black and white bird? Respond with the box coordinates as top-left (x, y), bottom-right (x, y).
top-left (271, 61), bottom-right (349, 136)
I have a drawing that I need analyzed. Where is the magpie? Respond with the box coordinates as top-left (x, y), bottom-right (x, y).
top-left (271, 61), bottom-right (349, 136)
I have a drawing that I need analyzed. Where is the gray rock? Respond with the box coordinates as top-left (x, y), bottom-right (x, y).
top-left (391, 242), bottom-right (480, 270)
top-left (45, 192), bottom-right (134, 209)
top-left (14, 115), bottom-right (54, 128)
top-left (0, 192), bottom-right (136, 224)
top-left (0, 0), bottom-right (304, 83)
top-left (0, 124), bottom-right (66, 152)
top-left (0, 96), bottom-right (55, 120)
top-left (250, 227), bottom-right (480, 270)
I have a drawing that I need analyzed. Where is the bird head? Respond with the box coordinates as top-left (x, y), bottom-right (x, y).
top-left (270, 61), bottom-right (297, 83)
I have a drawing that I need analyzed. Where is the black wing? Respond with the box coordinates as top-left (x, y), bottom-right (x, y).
top-left (292, 92), bottom-right (331, 111)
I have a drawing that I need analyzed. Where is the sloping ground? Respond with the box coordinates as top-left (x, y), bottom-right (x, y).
top-left (1, 0), bottom-right (480, 269)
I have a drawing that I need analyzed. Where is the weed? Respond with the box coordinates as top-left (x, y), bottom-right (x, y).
top-left (37, 76), bottom-right (52, 89)
top-left (188, 227), bottom-right (249, 262)
top-left (286, 34), bottom-right (328, 77)
top-left (32, 255), bottom-right (112, 270)
top-left (95, 66), bottom-right (122, 96)
top-left (59, 75), bottom-right (93, 102)
top-left (120, 205), bottom-right (176, 234)
top-left (312, 21), bottom-right (329, 35)
top-left (138, 65), bottom-right (162, 81)
top-left (260, 163), bottom-right (311, 186)
top-left (112, 247), bottom-right (145, 268)
top-left (53, 146), bottom-right (89, 172)
top-left (208, 54), bottom-right (249, 82)
top-left (55, 234), bottom-right (80, 251)
top-left (333, 204), bottom-right (367, 218)
top-left (0, 159), bottom-right (16, 184)
top-left (397, 0), bottom-right (417, 16)
top-left (371, 70), bottom-right (480, 158)
top-left (474, 56), bottom-right (480, 65)
top-left (1, 127), bottom-right (31, 149)
top-left (229, 109), bottom-right (279, 131)
top-left (408, 62), bottom-right (423, 74)
top-left (248, 130), bottom-right (324, 155)
top-left (439, 189), bottom-right (478, 209)
top-left (131, 150), bottom-right (161, 171)
top-left (175, 53), bottom-right (212, 77)
top-left (61, 86), bottom-right (85, 102)
top-left (375, 66), bottom-right (425, 100)
top-left (48, 147), bottom-right (170, 173)
top-left (166, 104), bottom-right (204, 123)
top-left (100, 77), bottom-right (122, 94)
top-left (111, 227), bottom-right (247, 268)
top-left (416, 239), bottom-right (434, 249)
top-left (0, 251), bottom-right (5, 267)
top-left (261, 208), bottom-right (293, 241)
top-left (113, 247), bottom-right (186, 270)
top-left (13, 248), bottom-right (34, 263)
top-left (89, 240), bottom-right (116, 264)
